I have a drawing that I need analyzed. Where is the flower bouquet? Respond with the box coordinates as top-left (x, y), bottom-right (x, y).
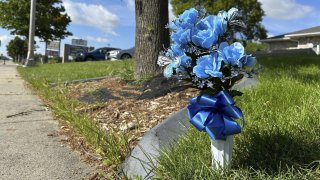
top-left (158, 7), bottom-right (256, 169)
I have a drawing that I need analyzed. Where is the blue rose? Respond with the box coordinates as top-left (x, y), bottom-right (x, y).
top-left (166, 44), bottom-right (184, 57)
top-left (178, 8), bottom-right (199, 28)
top-left (191, 15), bottom-right (227, 49)
top-left (219, 42), bottom-right (245, 66)
top-left (217, 41), bottom-right (229, 62)
top-left (170, 8), bottom-right (198, 31)
top-left (171, 28), bottom-right (191, 46)
top-left (218, 41), bottom-right (229, 51)
top-left (239, 55), bottom-right (256, 68)
top-left (193, 53), bottom-right (222, 78)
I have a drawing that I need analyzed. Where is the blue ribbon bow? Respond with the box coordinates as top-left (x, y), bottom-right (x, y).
top-left (187, 90), bottom-right (244, 140)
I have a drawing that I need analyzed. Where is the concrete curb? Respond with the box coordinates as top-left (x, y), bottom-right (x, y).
top-left (122, 108), bottom-right (190, 179)
top-left (122, 76), bottom-right (259, 179)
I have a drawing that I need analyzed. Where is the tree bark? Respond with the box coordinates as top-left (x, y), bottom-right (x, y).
top-left (134, 0), bottom-right (170, 79)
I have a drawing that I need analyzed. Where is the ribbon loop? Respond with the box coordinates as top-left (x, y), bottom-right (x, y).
top-left (187, 90), bottom-right (244, 140)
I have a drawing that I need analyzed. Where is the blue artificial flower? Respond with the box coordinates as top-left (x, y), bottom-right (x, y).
top-left (164, 61), bottom-right (179, 78)
top-left (193, 53), bottom-right (222, 78)
top-left (191, 15), bottom-right (227, 49)
top-left (179, 54), bottom-right (192, 67)
top-left (219, 42), bottom-right (245, 66)
top-left (166, 44), bottom-right (184, 57)
top-left (218, 41), bottom-right (229, 52)
top-left (169, 8), bottom-right (198, 29)
top-left (178, 8), bottom-right (199, 28)
top-left (169, 8), bottom-right (200, 47)
top-left (239, 55), bottom-right (256, 68)
top-left (163, 54), bottom-right (192, 78)
top-left (171, 29), bottom-right (191, 46)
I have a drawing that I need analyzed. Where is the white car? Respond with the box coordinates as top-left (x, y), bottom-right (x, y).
top-left (107, 47), bottom-right (135, 60)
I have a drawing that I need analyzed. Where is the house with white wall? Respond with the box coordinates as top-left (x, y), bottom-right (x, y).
top-left (261, 26), bottom-right (320, 55)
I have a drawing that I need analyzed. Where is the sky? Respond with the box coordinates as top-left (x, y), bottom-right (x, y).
top-left (0, 0), bottom-right (320, 57)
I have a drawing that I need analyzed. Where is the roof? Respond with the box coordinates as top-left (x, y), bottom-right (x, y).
top-left (262, 26), bottom-right (320, 42)
top-left (287, 26), bottom-right (320, 35)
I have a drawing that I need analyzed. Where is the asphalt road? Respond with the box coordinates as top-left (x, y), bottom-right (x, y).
top-left (0, 61), bottom-right (94, 180)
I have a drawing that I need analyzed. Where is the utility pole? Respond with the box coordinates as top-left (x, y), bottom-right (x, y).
top-left (25, 0), bottom-right (36, 66)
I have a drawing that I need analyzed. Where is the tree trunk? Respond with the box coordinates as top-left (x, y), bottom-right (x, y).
top-left (134, 0), bottom-right (170, 79)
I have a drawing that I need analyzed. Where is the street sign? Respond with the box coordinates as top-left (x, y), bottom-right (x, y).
top-left (62, 44), bottom-right (94, 63)
top-left (47, 41), bottom-right (60, 50)
top-left (71, 39), bottom-right (87, 46)
top-left (47, 50), bottom-right (59, 57)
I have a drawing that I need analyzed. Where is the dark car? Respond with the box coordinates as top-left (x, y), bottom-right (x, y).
top-left (108, 47), bottom-right (135, 60)
top-left (75, 47), bottom-right (120, 62)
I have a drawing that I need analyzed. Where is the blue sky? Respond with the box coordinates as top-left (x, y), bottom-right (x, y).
top-left (0, 0), bottom-right (319, 56)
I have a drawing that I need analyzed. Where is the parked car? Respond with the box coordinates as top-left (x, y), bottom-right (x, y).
top-left (75, 47), bottom-right (120, 62)
top-left (107, 47), bottom-right (135, 60)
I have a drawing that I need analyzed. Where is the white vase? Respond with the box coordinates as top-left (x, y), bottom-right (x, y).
top-left (211, 135), bottom-right (234, 169)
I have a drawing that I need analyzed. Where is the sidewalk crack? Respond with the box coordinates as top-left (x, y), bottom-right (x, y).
top-left (6, 109), bottom-right (46, 118)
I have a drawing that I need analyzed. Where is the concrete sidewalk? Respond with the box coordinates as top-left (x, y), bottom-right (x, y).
top-left (0, 61), bottom-right (94, 179)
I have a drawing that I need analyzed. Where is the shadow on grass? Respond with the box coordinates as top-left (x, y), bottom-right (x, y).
top-left (234, 129), bottom-right (320, 174)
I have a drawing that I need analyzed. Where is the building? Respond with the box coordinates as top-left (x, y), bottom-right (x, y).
top-left (261, 26), bottom-right (320, 55)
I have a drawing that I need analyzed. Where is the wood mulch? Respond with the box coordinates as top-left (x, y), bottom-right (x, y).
top-left (67, 76), bottom-right (198, 151)
top-left (59, 76), bottom-right (198, 178)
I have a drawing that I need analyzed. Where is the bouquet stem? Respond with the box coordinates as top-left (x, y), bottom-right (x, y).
top-left (211, 135), bottom-right (234, 169)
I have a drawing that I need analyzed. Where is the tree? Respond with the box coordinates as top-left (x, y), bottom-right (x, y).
top-left (134, 0), bottom-right (170, 79)
top-left (6, 36), bottom-right (28, 62)
top-left (171, 0), bottom-right (267, 40)
top-left (0, 0), bottom-right (72, 43)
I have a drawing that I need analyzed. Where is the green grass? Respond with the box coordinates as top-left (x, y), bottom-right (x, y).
top-left (155, 55), bottom-right (320, 179)
top-left (245, 42), bottom-right (269, 53)
top-left (17, 60), bottom-right (135, 170)
top-left (19, 60), bottom-right (134, 84)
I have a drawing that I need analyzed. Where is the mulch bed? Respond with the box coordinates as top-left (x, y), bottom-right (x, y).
top-left (67, 76), bottom-right (198, 150)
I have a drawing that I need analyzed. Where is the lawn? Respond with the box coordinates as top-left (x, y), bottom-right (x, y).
top-left (155, 55), bottom-right (320, 179)
top-left (18, 60), bottom-right (134, 84)
top-left (17, 55), bottom-right (320, 179)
